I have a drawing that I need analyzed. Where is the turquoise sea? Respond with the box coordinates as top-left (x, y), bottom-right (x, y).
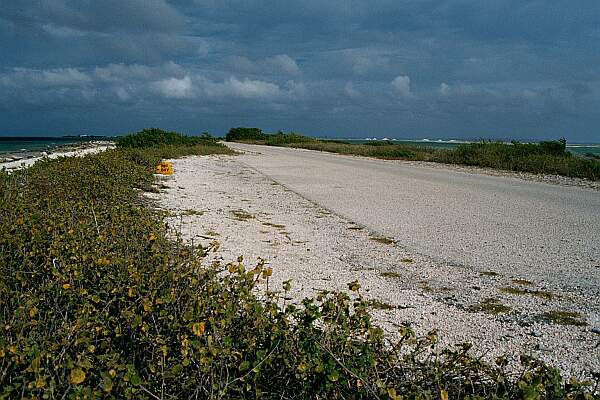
top-left (338, 138), bottom-right (600, 157)
top-left (0, 137), bottom-right (108, 157)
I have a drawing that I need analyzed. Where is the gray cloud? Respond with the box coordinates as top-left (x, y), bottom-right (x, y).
top-left (153, 76), bottom-right (194, 99)
top-left (41, 0), bottom-right (184, 34)
top-left (266, 55), bottom-right (300, 76)
top-left (0, 1), bottom-right (599, 141)
top-left (391, 76), bottom-right (412, 97)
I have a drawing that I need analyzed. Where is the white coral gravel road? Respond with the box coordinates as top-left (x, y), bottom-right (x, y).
top-left (226, 143), bottom-right (600, 297)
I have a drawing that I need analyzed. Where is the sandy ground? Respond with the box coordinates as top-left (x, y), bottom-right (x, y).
top-left (148, 151), bottom-right (600, 378)
top-left (0, 141), bottom-right (114, 171)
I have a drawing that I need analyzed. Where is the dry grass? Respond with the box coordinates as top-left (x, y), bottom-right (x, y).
top-left (480, 271), bottom-right (500, 277)
top-left (366, 299), bottom-right (397, 311)
top-left (499, 287), bottom-right (554, 300)
top-left (540, 311), bottom-right (586, 326)
top-left (230, 209), bottom-right (255, 221)
top-left (470, 298), bottom-right (513, 315)
top-left (370, 236), bottom-right (395, 245)
top-left (512, 278), bottom-right (534, 286)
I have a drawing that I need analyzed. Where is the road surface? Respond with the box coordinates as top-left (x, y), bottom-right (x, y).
top-left (227, 142), bottom-right (600, 295)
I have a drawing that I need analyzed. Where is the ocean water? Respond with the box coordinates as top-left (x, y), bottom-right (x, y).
top-left (2, 136), bottom-right (599, 158)
top-left (0, 137), bottom-right (102, 157)
top-left (340, 138), bottom-right (600, 157)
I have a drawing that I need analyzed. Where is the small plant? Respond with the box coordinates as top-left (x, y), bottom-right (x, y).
top-left (481, 271), bottom-right (501, 277)
top-left (470, 298), bottom-right (513, 315)
top-left (370, 236), bottom-right (395, 245)
top-left (499, 287), bottom-right (554, 300)
top-left (230, 209), bottom-right (255, 221)
top-left (381, 271), bottom-right (402, 279)
top-left (180, 209), bottom-right (204, 216)
top-left (262, 222), bottom-right (286, 229)
top-left (540, 311), bottom-right (587, 326)
top-left (347, 225), bottom-right (363, 230)
top-left (419, 281), bottom-right (434, 293)
top-left (366, 299), bottom-right (396, 310)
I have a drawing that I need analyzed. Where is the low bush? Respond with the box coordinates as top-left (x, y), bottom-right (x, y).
top-left (435, 140), bottom-right (600, 179)
top-left (225, 127), bottom-right (266, 142)
top-left (0, 135), bottom-right (597, 398)
top-left (264, 132), bottom-right (317, 146)
top-left (585, 153), bottom-right (600, 161)
top-left (116, 128), bottom-right (219, 148)
top-left (364, 141), bottom-right (397, 147)
top-left (225, 129), bottom-right (316, 146)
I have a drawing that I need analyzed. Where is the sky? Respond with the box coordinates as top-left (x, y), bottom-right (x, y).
top-left (1, 1), bottom-right (599, 141)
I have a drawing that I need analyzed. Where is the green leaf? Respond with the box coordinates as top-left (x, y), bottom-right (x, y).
top-left (328, 370), bottom-right (340, 382)
top-left (239, 361), bottom-right (251, 372)
top-left (101, 376), bottom-right (114, 392)
top-left (130, 374), bottom-right (142, 386)
top-left (171, 364), bottom-right (183, 376)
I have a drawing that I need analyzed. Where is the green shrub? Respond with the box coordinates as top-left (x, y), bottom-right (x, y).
top-left (364, 141), bottom-right (396, 147)
top-left (585, 152), bottom-right (600, 160)
top-left (264, 132), bottom-right (317, 146)
top-left (433, 140), bottom-right (600, 179)
top-left (0, 144), bottom-right (597, 398)
top-left (226, 129), bottom-right (317, 145)
top-left (225, 127), bottom-right (266, 142)
top-left (116, 128), bottom-right (219, 148)
top-left (538, 138), bottom-right (567, 156)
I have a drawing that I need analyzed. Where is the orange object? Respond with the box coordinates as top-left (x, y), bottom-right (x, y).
top-left (155, 161), bottom-right (173, 175)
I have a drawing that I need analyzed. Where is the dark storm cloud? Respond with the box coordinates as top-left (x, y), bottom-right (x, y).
top-left (0, 1), bottom-right (599, 141)
top-left (4, 0), bottom-right (183, 33)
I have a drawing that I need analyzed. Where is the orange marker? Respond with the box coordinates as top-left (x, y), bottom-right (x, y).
top-left (155, 161), bottom-right (173, 175)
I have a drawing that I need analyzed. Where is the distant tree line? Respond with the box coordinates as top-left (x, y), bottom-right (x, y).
top-left (225, 127), bottom-right (267, 142)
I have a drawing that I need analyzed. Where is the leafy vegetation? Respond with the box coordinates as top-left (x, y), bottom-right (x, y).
top-left (499, 286), bottom-right (555, 300)
top-left (540, 311), bottom-right (587, 327)
top-left (481, 271), bottom-right (501, 277)
top-left (264, 132), bottom-right (317, 146)
top-left (585, 152), bottom-right (600, 161)
top-left (434, 139), bottom-right (600, 180)
top-left (370, 235), bottom-right (396, 245)
top-left (228, 130), bottom-right (600, 180)
top-left (225, 127), bottom-right (267, 142)
top-left (0, 130), bottom-right (598, 398)
top-left (470, 298), bottom-right (513, 315)
top-left (226, 130), bottom-right (318, 146)
top-left (380, 271), bottom-right (402, 279)
top-left (116, 128), bottom-right (219, 148)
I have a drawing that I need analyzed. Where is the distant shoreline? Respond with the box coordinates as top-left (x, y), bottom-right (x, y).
top-left (333, 137), bottom-right (600, 145)
top-left (0, 137), bottom-right (112, 161)
top-left (0, 135), bottom-right (111, 152)
top-left (330, 138), bottom-right (600, 156)
top-left (0, 140), bottom-right (114, 170)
